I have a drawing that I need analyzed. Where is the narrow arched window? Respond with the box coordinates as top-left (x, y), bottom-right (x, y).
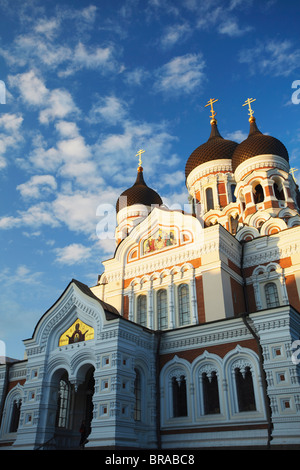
top-left (231, 184), bottom-right (236, 203)
top-left (137, 295), bottom-right (147, 326)
top-left (9, 399), bottom-right (21, 433)
top-left (206, 187), bottom-right (214, 211)
top-left (157, 289), bottom-right (168, 330)
top-left (178, 284), bottom-right (190, 326)
top-left (264, 282), bottom-right (280, 308)
top-left (202, 371), bottom-right (220, 414)
top-left (172, 375), bottom-right (187, 417)
top-left (274, 182), bottom-right (285, 201)
top-left (253, 184), bottom-right (264, 204)
top-left (235, 366), bottom-right (256, 412)
top-left (55, 375), bottom-right (71, 428)
top-left (134, 369), bottom-right (142, 421)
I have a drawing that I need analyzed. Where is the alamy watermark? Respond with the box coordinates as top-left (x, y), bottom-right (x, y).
top-left (0, 80), bottom-right (6, 104)
top-left (291, 340), bottom-right (300, 365)
top-left (95, 198), bottom-right (204, 241)
top-left (291, 80), bottom-right (300, 104)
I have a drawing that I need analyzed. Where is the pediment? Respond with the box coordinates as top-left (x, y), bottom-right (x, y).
top-left (23, 279), bottom-right (120, 355)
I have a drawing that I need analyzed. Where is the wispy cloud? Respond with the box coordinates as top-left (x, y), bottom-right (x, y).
top-left (239, 39), bottom-right (300, 77)
top-left (154, 53), bottom-right (206, 96)
top-left (54, 243), bottom-right (92, 266)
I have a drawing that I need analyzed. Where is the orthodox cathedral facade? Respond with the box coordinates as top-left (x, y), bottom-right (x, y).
top-left (1, 100), bottom-right (300, 450)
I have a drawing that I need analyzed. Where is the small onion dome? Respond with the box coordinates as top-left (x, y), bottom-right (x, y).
top-left (232, 117), bottom-right (289, 172)
top-left (185, 119), bottom-right (238, 179)
top-left (116, 166), bottom-right (163, 213)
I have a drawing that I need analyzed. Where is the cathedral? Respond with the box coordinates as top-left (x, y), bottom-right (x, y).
top-left (1, 99), bottom-right (300, 450)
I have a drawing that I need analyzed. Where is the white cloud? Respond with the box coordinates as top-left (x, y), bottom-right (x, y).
top-left (88, 95), bottom-right (128, 124)
top-left (17, 175), bottom-right (57, 199)
top-left (218, 19), bottom-right (252, 37)
top-left (39, 88), bottom-right (79, 124)
top-left (0, 113), bottom-right (23, 132)
top-left (225, 130), bottom-right (247, 142)
top-left (8, 70), bottom-right (49, 106)
top-left (239, 39), bottom-right (300, 77)
top-left (54, 243), bottom-right (92, 265)
top-left (154, 53), bottom-right (206, 95)
top-left (55, 120), bottom-right (79, 138)
top-left (160, 23), bottom-right (190, 49)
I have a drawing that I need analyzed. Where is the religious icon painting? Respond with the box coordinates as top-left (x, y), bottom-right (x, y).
top-left (59, 319), bottom-right (94, 346)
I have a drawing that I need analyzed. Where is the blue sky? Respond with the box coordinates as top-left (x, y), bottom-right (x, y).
top-left (1, 0), bottom-right (300, 359)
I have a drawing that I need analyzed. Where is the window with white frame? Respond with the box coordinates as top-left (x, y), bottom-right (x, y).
top-left (264, 282), bottom-right (280, 308)
top-left (251, 263), bottom-right (288, 311)
top-left (178, 284), bottom-right (190, 326)
top-left (172, 375), bottom-right (187, 417)
top-left (205, 187), bottom-right (214, 211)
top-left (137, 294), bottom-right (147, 327)
top-left (157, 289), bottom-right (168, 330)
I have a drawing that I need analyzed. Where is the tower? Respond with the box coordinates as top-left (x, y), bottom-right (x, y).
top-left (115, 150), bottom-right (163, 245)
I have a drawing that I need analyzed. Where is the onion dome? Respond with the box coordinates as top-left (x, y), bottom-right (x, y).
top-left (116, 166), bottom-right (163, 213)
top-left (232, 116), bottom-right (289, 172)
top-left (185, 119), bottom-right (238, 179)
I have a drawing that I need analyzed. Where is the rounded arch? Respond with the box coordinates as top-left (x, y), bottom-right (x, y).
top-left (160, 356), bottom-right (191, 421)
top-left (223, 346), bottom-right (263, 415)
top-left (0, 383), bottom-right (23, 437)
top-left (235, 226), bottom-right (260, 242)
top-left (260, 217), bottom-right (287, 236)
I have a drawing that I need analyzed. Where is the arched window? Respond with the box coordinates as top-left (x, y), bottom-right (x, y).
top-left (206, 187), bottom-right (214, 211)
top-left (157, 289), bottom-right (168, 330)
top-left (231, 184), bottom-right (236, 203)
top-left (230, 214), bottom-right (239, 235)
top-left (274, 182), bottom-right (285, 201)
top-left (172, 375), bottom-right (187, 417)
top-left (178, 284), bottom-right (190, 326)
top-left (202, 371), bottom-right (220, 414)
top-left (253, 184), bottom-right (264, 204)
top-left (55, 374), bottom-right (71, 428)
top-left (235, 366), bottom-right (256, 412)
top-left (137, 295), bottom-right (147, 326)
top-left (264, 282), bottom-right (280, 308)
top-left (9, 399), bottom-right (21, 433)
top-left (134, 369), bottom-right (142, 421)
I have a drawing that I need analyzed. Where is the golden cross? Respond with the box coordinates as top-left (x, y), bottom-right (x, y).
top-left (136, 149), bottom-right (145, 168)
top-left (290, 167), bottom-right (298, 182)
top-left (243, 98), bottom-right (256, 117)
top-left (205, 98), bottom-right (218, 120)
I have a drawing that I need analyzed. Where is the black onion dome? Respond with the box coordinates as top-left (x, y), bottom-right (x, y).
top-left (116, 167), bottom-right (163, 213)
top-left (185, 120), bottom-right (238, 179)
top-left (232, 117), bottom-right (289, 172)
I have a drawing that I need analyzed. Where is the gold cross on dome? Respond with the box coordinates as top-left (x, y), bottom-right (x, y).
top-left (290, 167), bottom-right (298, 182)
top-left (136, 149), bottom-right (145, 168)
top-left (205, 98), bottom-right (218, 120)
top-left (243, 98), bottom-right (256, 117)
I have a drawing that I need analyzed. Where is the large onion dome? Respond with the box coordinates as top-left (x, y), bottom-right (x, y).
top-left (232, 117), bottom-right (289, 172)
top-left (116, 166), bottom-right (163, 213)
top-left (185, 119), bottom-right (238, 179)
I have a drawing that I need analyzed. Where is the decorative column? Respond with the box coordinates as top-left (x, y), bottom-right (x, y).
top-left (147, 280), bottom-right (154, 330)
top-left (190, 274), bottom-right (198, 325)
top-left (168, 276), bottom-right (175, 329)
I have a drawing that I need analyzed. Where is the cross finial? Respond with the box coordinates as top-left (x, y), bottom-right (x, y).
top-left (136, 149), bottom-right (145, 168)
top-left (243, 98), bottom-right (256, 119)
top-left (205, 98), bottom-right (218, 121)
top-left (290, 167), bottom-right (298, 182)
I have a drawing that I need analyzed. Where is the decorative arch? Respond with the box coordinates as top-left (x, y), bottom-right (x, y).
top-left (235, 226), bottom-right (260, 242)
top-left (160, 356), bottom-right (191, 420)
top-left (260, 217), bottom-right (287, 236)
top-left (0, 383), bottom-right (23, 437)
top-left (223, 346), bottom-right (263, 415)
